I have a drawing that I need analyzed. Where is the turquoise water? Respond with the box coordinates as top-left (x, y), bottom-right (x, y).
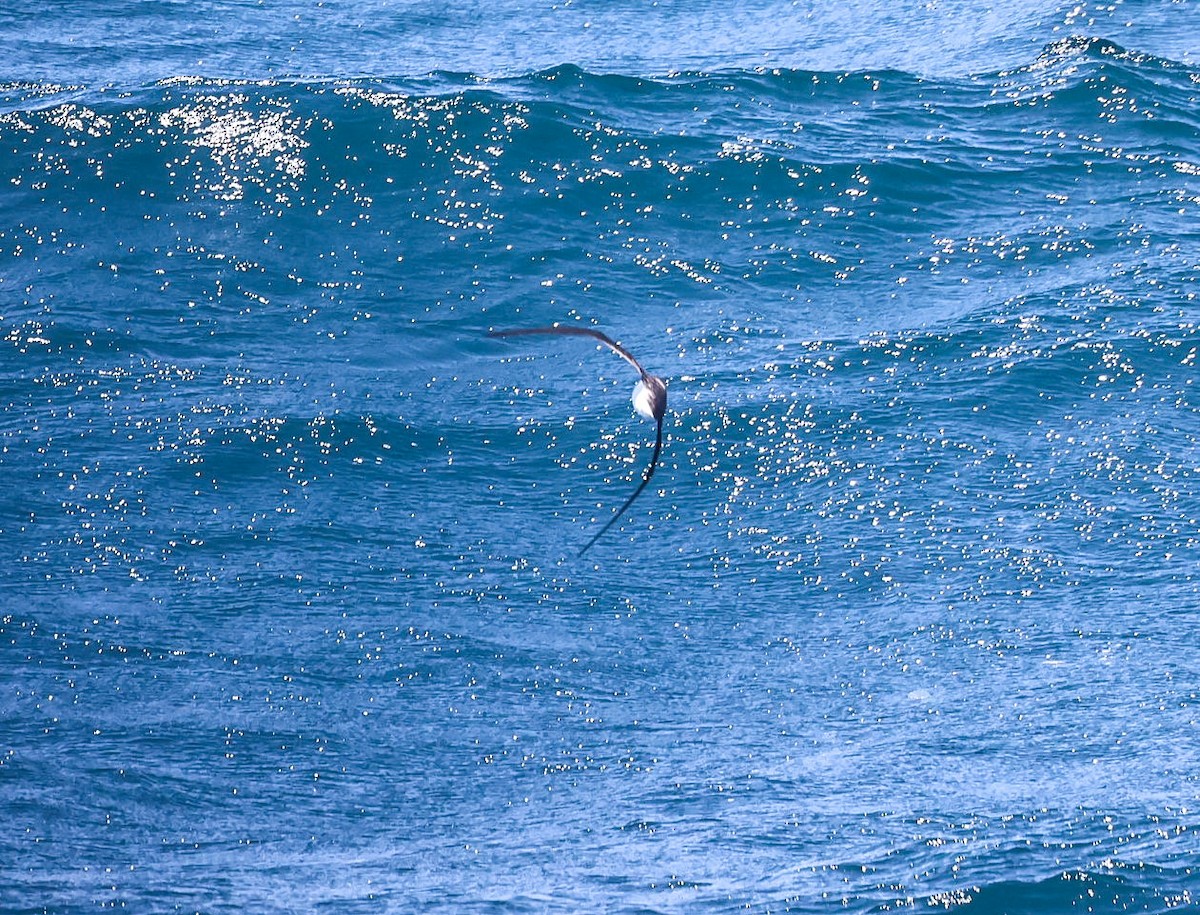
top-left (2, 1), bottom-right (1199, 912)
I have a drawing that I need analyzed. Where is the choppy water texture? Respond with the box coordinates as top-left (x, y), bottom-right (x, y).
top-left (2, 1), bottom-right (1199, 912)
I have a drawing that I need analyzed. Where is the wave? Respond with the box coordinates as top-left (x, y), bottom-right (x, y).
top-left (4, 33), bottom-right (1196, 110)
top-left (1, 26), bottom-right (1195, 582)
top-left (911, 863), bottom-right (1198, 914)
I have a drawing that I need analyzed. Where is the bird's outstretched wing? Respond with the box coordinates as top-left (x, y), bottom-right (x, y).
top-left (488, 325), bottom-right (646, 377)
top-left (578, 415), bottom-right (663, 556)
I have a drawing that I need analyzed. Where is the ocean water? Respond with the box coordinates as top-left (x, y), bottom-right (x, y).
top-left (2, 0), bottom-right (1199, 911)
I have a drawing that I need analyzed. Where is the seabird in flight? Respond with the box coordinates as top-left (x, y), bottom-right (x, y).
top-left (488, 324), bottom-right (667, 555)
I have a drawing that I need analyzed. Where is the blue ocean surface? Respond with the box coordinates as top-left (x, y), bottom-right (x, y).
top-left (2, 1), bottom-right (1199, 911)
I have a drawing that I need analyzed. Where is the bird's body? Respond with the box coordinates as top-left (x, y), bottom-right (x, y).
top-left (632, 376), bottom-right (665, 422)
top-left (488, 324), bottom-right (667, 555)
